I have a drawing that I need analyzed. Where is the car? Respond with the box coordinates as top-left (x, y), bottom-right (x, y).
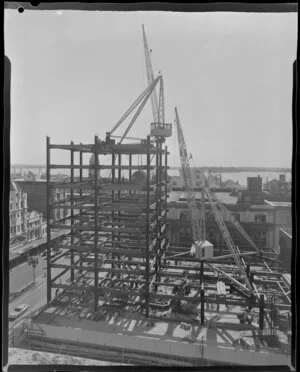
top-left (9, 304), bottom-right (29, 321)
top-left (41, 250), bottom-right (47, 257)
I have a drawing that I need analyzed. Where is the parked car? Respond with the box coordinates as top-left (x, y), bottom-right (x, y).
top-left (41, 250), bottom-right (47, 257)
top-left (9, 304), bottom-right (29, 321)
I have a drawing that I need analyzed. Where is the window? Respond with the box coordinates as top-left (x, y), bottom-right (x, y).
top-left (196, 175), bottom-right (200, 179)
top-left (180, 211), bottom-right (189, 220)
top-left (253, 231), bottom-right (267, 247)
top-left (254, 214), bottom-right (266, 223)
top-left (172, 181), bottom-right (177, 186)
top-left (57, 193), bottom-right (61, 201)
top-left (196, 182), bottom-right (201, 187)
top-left (10, 203), bottom-right (12, 210)
top-left (202, 247), bottom-right (205, 257)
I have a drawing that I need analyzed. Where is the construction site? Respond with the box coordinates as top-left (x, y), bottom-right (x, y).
top-left (12, 26), bottom-right (292, 366)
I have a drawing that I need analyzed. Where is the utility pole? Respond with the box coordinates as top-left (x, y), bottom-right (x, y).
top-left (28, 256), bottom-right (39, 284)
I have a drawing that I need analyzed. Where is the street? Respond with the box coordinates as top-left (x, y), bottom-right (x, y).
top-left (10, 257), bottom-right (46, 293)
top-left (8, 256), bottom-right (72, 331)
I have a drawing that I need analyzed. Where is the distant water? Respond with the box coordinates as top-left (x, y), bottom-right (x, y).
top-left (220, 171), bottom-right (292, 187)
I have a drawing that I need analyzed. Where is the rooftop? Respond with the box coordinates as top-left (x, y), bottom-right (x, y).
top-left (264, 200), bottom-right (291, 208)
top-left (280, 227), bottom-right (292, 239)
top-left (168, 191), bottom-right (238, 205)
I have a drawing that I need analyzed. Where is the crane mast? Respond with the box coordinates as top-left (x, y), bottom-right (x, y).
top-left (174, 108), bottom-right (204, 243)
top-left (142, 24), bottom-right (160, 123)
top-left (205, 187), bottom-right (253, 291)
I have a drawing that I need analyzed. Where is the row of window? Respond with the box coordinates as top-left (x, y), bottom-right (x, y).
top-left (9, 200), bottom-right (26, 210)
top-left (176, 227), bottom-right (267, 247)
top-left (10, 225), bottom-right (46, 237)
top-left (179, 210), bottom-right (267, 224)
top-left (10, 225), bottom-right (21, 234)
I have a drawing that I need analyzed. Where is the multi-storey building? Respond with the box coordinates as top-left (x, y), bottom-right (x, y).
top-left (167, 195), bottom-right (291, 258)
top-left (279, 227), bottom-right (292, 270)
top-left (15, 180), bottom-right (69, 221)
top-left (170, 168), bottom-right (221, 189)
top-left (265, 174), bottom-right (290, 195)
top-left (9, 181), bottom-right (47, 245)
top-left (10, 181), bottom-right (28, 240)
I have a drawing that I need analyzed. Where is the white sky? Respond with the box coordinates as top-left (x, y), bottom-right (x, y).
top-left (5, 10), bottom-right (297, 167)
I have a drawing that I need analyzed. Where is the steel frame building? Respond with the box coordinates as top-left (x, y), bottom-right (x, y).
top-left (46, 135), bottom-right (169, 317)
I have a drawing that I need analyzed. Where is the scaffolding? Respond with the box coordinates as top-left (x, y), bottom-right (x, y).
top-left (46, 135), bottom-right (169, 317)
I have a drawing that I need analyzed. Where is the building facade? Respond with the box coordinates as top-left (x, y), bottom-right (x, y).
top-left (15, 180), bottom-right (69, 221)
top-left (167, 196), bottom-right (291, 257)
top-left (10, 181), bottom-right (47, 245)
top-left (170, 168), bottom-right (221, 189)
top-left (10, 181), bottom-right (28, 240)
top-left (279, 228), bottom-right (292, 271)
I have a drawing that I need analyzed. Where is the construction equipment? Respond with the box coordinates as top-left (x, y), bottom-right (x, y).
top-left (174, 108), bottom-right (204, 244)
top-left (109, 75), bottom-right (163, 143)
top-left (206, 187), bottom-right (260, 254)
top-left (205, 188), bottom-right (253, 291)
top-left (142, 24), bottom-right (159, 123)
top-left (174, 108), bottom-right (253, 293)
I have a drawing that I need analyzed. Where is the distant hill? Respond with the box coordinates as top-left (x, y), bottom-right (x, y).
top-left (169, 166), bottom-right (291, 173)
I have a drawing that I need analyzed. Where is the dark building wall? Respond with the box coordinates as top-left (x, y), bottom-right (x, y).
top-left (247, 177), bottom-right (262, 192)
top-left (279, 231), bottom-right (292, 271)
top-left (16, 181), bottom-right (47, 217)
top-left (167, 217), bottom-right (272, 252)
top-left (15, 181), bottom-right (67, 221)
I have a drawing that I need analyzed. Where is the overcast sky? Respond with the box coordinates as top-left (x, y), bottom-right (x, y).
top-left (5, 10), bottom-right (297, 167)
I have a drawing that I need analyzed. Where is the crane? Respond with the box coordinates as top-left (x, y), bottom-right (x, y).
top-left (206, 187), bottom-right (260, 254)
top-left (174, 108), bottom-right (253, 293)
top-left (174, 108), bottom-right (205, 244)
top-left (109, 75), bottom-right (163, 143)
top-left (142, 25), bottom-right (164, 125)
top-left (142, 24), bottom-right (159, 123)
top-left (204, 187), bottom-right (253, 291)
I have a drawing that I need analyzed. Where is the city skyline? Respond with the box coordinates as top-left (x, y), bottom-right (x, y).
top-left (5, 10), bottom-right (297, 168)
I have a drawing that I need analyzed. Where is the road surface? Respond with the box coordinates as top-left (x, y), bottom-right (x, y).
top-left (8, 258), bottom-right (71, 332)
top-left (10, 257), bottom-right (46, 293)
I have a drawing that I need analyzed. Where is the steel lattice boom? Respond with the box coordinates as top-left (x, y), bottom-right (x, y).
top-left (174, 108), bottom-right (203, 243)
